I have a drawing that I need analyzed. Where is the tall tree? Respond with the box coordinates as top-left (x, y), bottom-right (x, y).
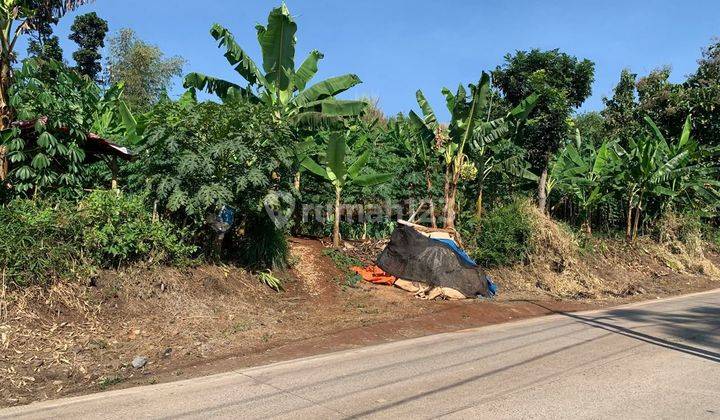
top-left (26, 0), bottom-right (63, 62)
top-left (409, 73), bottom-right (537, 230)
top-left (602, 69), bottom-right (639, 143)
top-left (0, 0), bottom-right (90, 129)
top-left (493, 49), bottom-right (595, 212)
top-left (105, 28), bottom-right (185, 112)
top-left (69, 12), bottom-right (108, 81)
top-left (685, 39), bottom-right (720, 148)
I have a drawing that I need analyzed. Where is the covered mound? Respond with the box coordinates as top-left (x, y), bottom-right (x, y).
top-left (377, 224), bottom-right (493, 297)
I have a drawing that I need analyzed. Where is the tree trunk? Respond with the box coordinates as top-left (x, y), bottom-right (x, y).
top-left (293, 171), bottom-right (301, 191)
top-left (582, 209), bottom-right (592, 235)
top-left (632, 206), bottom-right (641, 241)
top-left (425, 172), bottom-right (436, 228)
top-left (0, 55), bottom-right (12, 131)
top-left (333, 186), bottom-right (341, 248)
top-left (537, 164), bottom-right (548, 213)
top-left (442, 164), bottom-right (453, 229)
top-left (625, 195), bottom-right (633, 242)
top-left (109, 157), bottom-right (119, 190)
top-left (474, 182), bottom-right (484, 220)
top-left (0, 55), bottom-right (12, 181)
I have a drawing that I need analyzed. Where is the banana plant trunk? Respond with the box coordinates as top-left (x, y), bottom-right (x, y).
top-left (425, 170), bottom-right (437, 228)
top-left (474, 181), bottom-right (484, 220)
top-left (625, 194), bottom-right (634, 242)
top-left (443, 162), bottom-right (462, 231)
top-left (333, 186), bottom-right (341, 248)
top-left (0, 53), bottom-right (12, 130)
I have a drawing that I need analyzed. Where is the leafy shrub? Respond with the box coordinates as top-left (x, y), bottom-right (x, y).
top-left (235, 213), bottom-right (289, 270)
top-left (0, 199), bottom-right (88, 287)
top-left (130, 98), bottom-right (294, 268)
top-left (469, 199), bottom-right (535, 267)
top-left (2, 59), bottom-right (135, 200)
top-left (0, 192), bottom-right (196, 288)
top-left (79, 191), bottom-right (196, 267)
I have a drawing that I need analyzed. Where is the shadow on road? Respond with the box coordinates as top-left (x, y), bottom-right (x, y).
top-left (528, 300), bottom-right (720, 363)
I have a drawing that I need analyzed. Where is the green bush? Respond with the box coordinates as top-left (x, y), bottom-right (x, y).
top-left (469, 199), bottom-right (535, 267)
top-left (80, 191), bottom-right (196, 267)
top-left (0, 200), bottom-right (88, 287)
top-left (235, 213), bottom-right (289, 270)
top-left (0, 192), bottom-right (196, 288)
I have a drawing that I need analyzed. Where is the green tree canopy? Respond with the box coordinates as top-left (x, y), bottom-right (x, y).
top-left (69, 12), bottom-right (108, 82)
top-left (602, 69), bottom-right (639, 143)
top-left (105, 28), bottom-right (186, 112)
top-left (493, 48), bottom-right (595, 211)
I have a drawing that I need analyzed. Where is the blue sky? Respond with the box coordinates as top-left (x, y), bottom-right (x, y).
top-left (18, 0), bottom-right (720, 121)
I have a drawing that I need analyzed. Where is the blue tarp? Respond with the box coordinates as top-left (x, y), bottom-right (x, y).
top-left (431, 238), bottom-right (498, 297)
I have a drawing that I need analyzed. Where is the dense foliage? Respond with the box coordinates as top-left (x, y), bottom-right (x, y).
top-left (69, 12), bottom-right (109, 82)
top-left (0, 191), bottom-right (194, 288)
top-left (106, 29), bottom-right (186, 112)
top-left (129, 96), bottom-right (295, 267)
top-left (1, 59), bottom-right (136, 199)
top-left (1, 3), bottom-right (719, 290)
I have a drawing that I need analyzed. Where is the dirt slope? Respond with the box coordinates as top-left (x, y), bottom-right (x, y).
top-left (1, 236), bottom-right (718, 408)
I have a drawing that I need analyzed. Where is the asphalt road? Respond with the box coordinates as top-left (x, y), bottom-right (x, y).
top-left (3, 290), bottom-right (720, 419)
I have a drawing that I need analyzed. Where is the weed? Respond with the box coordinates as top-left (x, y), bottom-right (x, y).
top-left (98, 376), bottom-right (123, 390)
top-left (258, 271), bottom-right (283, 292)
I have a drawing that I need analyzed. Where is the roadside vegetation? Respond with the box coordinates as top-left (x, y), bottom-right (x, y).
top-left (0, 2), bottom-right (717, 290)
top-left (0, 1), bottom-right (718, 407)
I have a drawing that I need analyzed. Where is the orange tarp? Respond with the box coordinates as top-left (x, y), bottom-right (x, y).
top-left (351, 265), bottom-right (396, 285)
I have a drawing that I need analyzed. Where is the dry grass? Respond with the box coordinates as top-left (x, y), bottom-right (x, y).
top-left (489, 203), bottom-right (720, 300)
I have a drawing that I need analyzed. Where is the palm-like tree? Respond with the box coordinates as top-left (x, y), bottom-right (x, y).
top-left (550, 130), bottom-right (619, 234)
top-left (408, 73), bottom-right (537, 230)
top-left (617, 116), bottom-right (719, 241)
top-left (184, 4), bottom-right (366, 126)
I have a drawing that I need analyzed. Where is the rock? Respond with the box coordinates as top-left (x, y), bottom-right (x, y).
top-left (161, 348), bottom-right (172, 358)
top-left (132, 356), bottom-right (148, 369)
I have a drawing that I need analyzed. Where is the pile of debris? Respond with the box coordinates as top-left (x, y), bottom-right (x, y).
top-left (352, 220), bottom-right (497, 300)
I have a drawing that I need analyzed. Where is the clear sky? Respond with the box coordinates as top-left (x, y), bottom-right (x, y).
top-left (19, 0), bottom-right (720, 121)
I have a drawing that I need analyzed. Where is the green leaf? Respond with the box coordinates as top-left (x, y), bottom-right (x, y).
top-left (301, 98), bottom-right (367, 117)
top-left (347, 149), bottom-right (369, 179)
top-left (37, 132), bottom-right (56, 148)
top-left (416, 90), bottom-right (438, 128)
top-left (209, 24), bottom-right (267, 86)
top-left (441, 87), bottom-right (456, 113)
top-left (30, 153), bottom-right (50, 170)
top-left (300, 157), bottom-right (329, 180)
top-left (678, 115), bottom-right (692, 149)
top-left (293, 74), bottom-right (362, 108)
top-left (508, 93), bottom-right (539, 121)
top-left (183, 73), bottom-right (257, 102)
top-left (326, 133), bottom-right (346, 183)
top-left (294, 50), bottom-right (323, 91)
top-left (256, 4), bottom-right (297, 92)
top-left (352, 172), bottom-right (393, 187)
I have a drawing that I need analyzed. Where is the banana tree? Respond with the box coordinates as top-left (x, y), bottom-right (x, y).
top-left (405, 91), bottom-right (443, 227)
top-left (0, 1), bottom-right (90, 129)
top-left (550, 130), bottom-right (619, 234)
top-left (467, 94), bottom-right (538, 220)
top-left (184, 4), bottom-right (366, 126)
top-left (300, 132), bottom-right (392, 247)
top-left (408, 72), bottom-right (537, 230)
top-left (617, 115), bottom-right (719, 241)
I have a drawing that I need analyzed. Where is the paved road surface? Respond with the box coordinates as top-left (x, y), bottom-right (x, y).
top-left (3, 290), bottom-right (720, 419)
